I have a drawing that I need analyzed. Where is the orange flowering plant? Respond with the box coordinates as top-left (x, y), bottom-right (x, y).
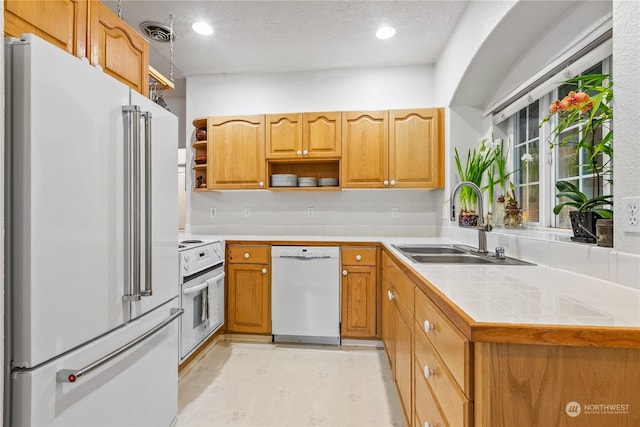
top-left (541, 73), bottom-right (613, 190)
top-left (541, 73), bottom-right (614, 225)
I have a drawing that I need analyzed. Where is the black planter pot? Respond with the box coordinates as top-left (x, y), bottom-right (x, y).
top-left (569, 211), bottom-right (599, 243)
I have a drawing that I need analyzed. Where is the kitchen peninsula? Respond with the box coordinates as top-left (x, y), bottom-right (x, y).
top-left (184, 234), bottom-right (640, 427)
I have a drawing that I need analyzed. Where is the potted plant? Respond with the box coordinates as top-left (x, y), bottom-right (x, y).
top-left (542, 73), bottom-right (613, 245)
top-left (553, 181), bottom-right (613, 244)
top-left (453, 140), bottom-right (495, 227)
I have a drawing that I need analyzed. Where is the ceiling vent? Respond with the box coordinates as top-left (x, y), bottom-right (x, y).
top-left (139, 21), bottom-right (176, 42)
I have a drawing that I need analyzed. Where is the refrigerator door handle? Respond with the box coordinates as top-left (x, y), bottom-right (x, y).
top-left (122, 105), bottom-right (142, 302)
top-left (56, 308), bottom-right (183, 383)
top-left (141, 111), bottom-right (153, 297)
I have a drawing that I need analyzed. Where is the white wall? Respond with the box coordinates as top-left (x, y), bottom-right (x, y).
top-left (612, 0), bottom-right (640, 254)
top-left (185, 65), bottom-right (442, 236)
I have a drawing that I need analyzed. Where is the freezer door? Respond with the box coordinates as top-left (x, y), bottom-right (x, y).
top-left (128, 90), bottom-right (179, 320)
top-left (11, 300), bottom-right (180, 427)
top-left (8, 35), bottom-right (131, 368)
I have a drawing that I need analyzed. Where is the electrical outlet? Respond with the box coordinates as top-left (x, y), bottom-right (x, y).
top-left (244, 207), bottom-right (251, 218)
top-left (623, 197), bottom-right (640, 233)
top-left (209, 208), bottom-right (216, 218)
top-left (391, 207), bottom-right (399, 218)
top-left (307, 207), bottom-right (314, 218)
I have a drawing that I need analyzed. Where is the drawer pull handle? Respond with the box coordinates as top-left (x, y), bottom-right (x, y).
top-left (424, 320), bottom-right (434, 333)
top-left (244, 253), bottom-right (250, 259)
top-left (387, 290), bottom-right (394, 301)
top-left (355, 254), bottom-right (362, 261)
top-left (342, 270), bottom-right (348, 276)
top-left (424, 365), bottom-right (434, 378)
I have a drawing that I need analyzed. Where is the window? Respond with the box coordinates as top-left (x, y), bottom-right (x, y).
top-left (513, 101), bottom-right (540, 223)
top-left (508, 58), bottom-right (611, 229)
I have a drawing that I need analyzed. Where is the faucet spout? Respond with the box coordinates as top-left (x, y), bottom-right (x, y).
top-left (450, 181), bottom-right (491, 254)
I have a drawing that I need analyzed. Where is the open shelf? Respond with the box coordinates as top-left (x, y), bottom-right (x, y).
top-left (267, 158), bottom-right (340, 190)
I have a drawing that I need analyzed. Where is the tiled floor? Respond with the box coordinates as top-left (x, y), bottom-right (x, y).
top-left (176, 339), bottom-right (405, 426)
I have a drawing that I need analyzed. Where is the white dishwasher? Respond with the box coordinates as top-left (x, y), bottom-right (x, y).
top-left (271, 246), bottom-right (341, 345)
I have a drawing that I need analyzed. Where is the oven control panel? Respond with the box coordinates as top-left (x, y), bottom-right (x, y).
top-left (180, 241), bottom-right (224, 279)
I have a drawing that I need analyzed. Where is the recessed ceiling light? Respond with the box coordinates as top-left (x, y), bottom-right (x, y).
top-left (376, 26), bottom-right (396, 40)
top-left (192, 22), bottom-right (213, 36)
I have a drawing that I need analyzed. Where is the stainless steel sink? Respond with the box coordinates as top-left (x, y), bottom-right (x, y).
top-left (393, 245), bottom-right (466, 255)
top-left (392, 244), bottom-right (534, 266)
top-left (411, 254), bottom-right (494, 264)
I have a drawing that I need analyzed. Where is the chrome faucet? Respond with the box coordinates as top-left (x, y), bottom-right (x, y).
top-left (450, 181), bottom-right (492, 254)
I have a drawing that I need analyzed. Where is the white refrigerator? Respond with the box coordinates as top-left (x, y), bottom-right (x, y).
top-left (4, 35), bottom-right (181, 426)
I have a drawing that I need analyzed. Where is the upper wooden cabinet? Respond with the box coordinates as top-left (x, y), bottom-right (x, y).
top-left (4, 0), bottom-right (89, 58)
top-left (342, 108), bottom-right (444, 189)
top-left (390, 108), bottom-right (444, 188)
top-left (4, 0), bottom-right (150, 97)
top-left (266, 112), bottom-right (341, 159)
top-left (90, 0), bottom-right (149, 97)
top-left (208, 115), bottom-right (266, 189)
top-left (341, 110), bottom-right (390, 188)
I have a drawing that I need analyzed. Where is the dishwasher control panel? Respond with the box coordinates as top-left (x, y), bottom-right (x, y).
top-left (272, 246), bottom-right (339, 259)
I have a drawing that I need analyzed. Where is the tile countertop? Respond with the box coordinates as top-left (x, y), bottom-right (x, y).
top-left (186, 234), bottom-right (640, 340)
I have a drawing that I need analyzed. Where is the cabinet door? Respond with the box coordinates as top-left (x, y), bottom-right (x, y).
top-left (226, 263), bottom-right (271, 334)
top-left (90, 0), bottom-right (149, 96)
top-left (394, 297), bottom-right (414, 426)
top-left (208, 115), bottom-right (266, 189)
top-left (341, 265), bottom-right (377, 338)
top-left (4, 0), bottom-right (88, 58)
top-left (266, 113), bottom-right (303, 159)
top-left (382, 272), bottom-right (395, 368)
top-left (304, 112), bottom-right (341, 158)
top-left (389, 108), bottom-right (444, 188)
top-left (341, 111), bottom-right (389, 188)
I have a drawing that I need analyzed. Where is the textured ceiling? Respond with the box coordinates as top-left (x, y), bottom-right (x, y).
top-left (104, 1), bottom-right (468, 82)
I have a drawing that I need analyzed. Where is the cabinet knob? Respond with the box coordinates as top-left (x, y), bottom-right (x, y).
top-left (297, 150), bottom-right (302, 156)
top-left (355, 254), bottom-right (362, 261)
top-left (390, 180), bottom-right (396, 186)
top-left (244, 253), bottom-right (250, 259)
top-left (383, 180), bottom-right (389, 186)
top-left (424, 320), bottom-right (434, 333)
top-left (425, 422), bottom-right (433, 427)
top-left (262, 268), bottom-right (267, 274)
top-left (259, 181), bottom-right (264, 187)
top-left (342, 270), bottom-right (348, 276)
top-left (303, 150), bottom-right (308, 156)
top-left (387, 290), bottom-right (394, 301)
top-left (423, 365), bottom-right (434, 378)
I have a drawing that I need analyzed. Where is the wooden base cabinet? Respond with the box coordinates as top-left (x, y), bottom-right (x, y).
top-left (341, 247), bottom-right (378, 338)
top-left (475, 343), bottom-right (640, 427)
top-left (226, 245), bottom-right (271, 334)
top-left (382, 253), bottom-right (416, 426)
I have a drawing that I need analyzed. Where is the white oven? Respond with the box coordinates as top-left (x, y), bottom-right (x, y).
top-left (178, 240), bottom-right (225, 364)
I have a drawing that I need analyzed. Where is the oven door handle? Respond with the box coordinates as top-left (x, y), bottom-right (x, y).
top-left (182, 272), bottom-right (225, 296)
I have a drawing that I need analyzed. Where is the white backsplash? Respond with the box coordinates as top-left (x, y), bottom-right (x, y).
top-left (188, 189), bottom-right (443, 237)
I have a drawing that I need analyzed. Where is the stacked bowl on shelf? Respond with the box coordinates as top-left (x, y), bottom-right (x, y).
top-left (318, 177), bottom-right (338, 187)
top-left (297, 177), bottom-right (317, 187)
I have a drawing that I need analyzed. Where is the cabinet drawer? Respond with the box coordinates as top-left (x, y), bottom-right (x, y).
top-left (341, 247), bottom-right (377, 266)
top-left (415, 359), bottom-right (448, 427)
top-left (227, 245), bottom-right (270, 264)
top-left (415, 326), bottom-right (472, 427)
top-left (382, 254), bottom-right (414, 312)
top-left (415, 288), bottom-right (472, 397)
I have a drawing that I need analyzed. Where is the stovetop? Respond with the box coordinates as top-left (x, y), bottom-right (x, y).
top-left (178, 239), bottom-right (210, 250)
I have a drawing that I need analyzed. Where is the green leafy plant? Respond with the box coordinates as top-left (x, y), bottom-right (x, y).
top-left (553, 180), bottom-right (613, 219)
top-left (453, 141), bottom-right (495, 214)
